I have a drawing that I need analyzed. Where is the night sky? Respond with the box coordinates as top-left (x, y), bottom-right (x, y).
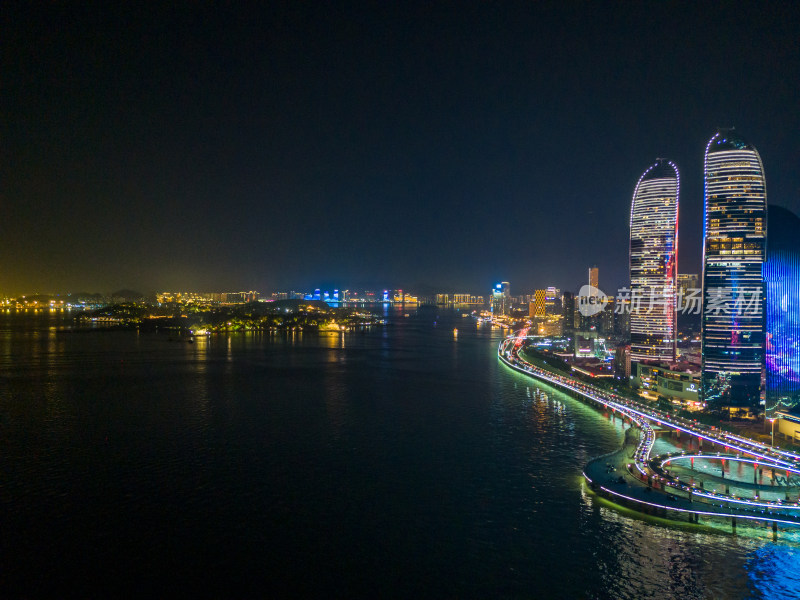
top-left (3, 2), bottom-right (799, 296)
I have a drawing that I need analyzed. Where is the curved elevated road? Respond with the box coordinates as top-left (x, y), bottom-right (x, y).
top-left (499, 330), bottom-right (800, 531)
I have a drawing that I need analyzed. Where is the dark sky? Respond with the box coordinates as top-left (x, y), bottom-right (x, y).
top-left (3, 2), bottom-right (799, 296)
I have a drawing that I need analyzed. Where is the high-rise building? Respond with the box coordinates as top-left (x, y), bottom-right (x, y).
top-left (224, 292), bottom-right (246, 304)
top-left (702, 130), bottom-right (767, 414)
top-left (491, 282), bottom-right (510, 317)
top-left (765, 206), bottom-right (800, 419)
top-left (615, 294), bottom-right (631, 340)
top-left (614, 344), bottom-right (632, 380)
top-left (530, 287), bottom-right (563, 335)
top-left (532, 290), bottom-right (547, 318)
top-left (677, 273), bottom-right (701, 323)
top-left (599, 299), bottom-right (614, 335)
top-left (629, 159), bottom-right (679, 363)
top-left (677, 274), bottom-right (700, 299)
top-left (589, 267), bottom-right (599, 289)
top-left (562, 292), bottom-right (575, 333)
top-left (545, 287), bottom-right (561, 316)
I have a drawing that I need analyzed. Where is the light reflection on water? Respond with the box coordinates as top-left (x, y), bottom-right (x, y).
top-left (0, 310), bottom-right (799, 597)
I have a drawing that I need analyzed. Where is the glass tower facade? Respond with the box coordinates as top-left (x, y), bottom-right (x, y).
top-left (765, 205), bottom-right (800, 418)
top-left (629, 159), bottom-right (679, 364)
top-left (701, 130), bottom-right (767, 412)
top-left (491, 281), bottom-right (510, 316)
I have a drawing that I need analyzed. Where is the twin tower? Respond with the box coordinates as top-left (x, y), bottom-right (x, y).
top-left (629, 129), bottom-right (767, 412)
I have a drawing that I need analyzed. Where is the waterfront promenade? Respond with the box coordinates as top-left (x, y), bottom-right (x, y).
top-left (499, 331), bottom-right (800, 533)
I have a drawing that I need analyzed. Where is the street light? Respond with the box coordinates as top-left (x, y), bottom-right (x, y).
top-left (770, 418), bottom-right (776, 447)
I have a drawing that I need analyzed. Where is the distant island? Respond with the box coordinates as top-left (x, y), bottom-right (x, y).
top-left (74, 299), bottom-right (384, 333)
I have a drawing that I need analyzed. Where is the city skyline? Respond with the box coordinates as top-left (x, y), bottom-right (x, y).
top-left (3, 3), bottom-right (800, 295)
top-left (5, 4), bottom-right (800, 590)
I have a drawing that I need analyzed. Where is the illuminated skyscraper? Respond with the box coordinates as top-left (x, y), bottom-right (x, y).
top-left (491, 282), bottom-right (510, 316)
top-left (562, 291), bottom-right (575, 332)
top-left (545, 287), bottom-right (561, 316)
top-left (588, 267), bottom-right (599, 289)
top-left (701, 130), bottom-right (767, 413)
top-left (532, 290), bottom-right (547, 318)
top-left (765, 205), bottom-right (800, 418)
top-left (629, 159), bottom-right (679, 363)
top-left (529, 288), bottom-right (563, 336)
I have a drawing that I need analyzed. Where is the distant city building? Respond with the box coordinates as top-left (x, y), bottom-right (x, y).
top-left (562, 292), bottom-right (575, 333)
top-left (158, 291), bottom-right (216, 304)
top-left (599, 299), bottom-right (614, 335)
top-left (539, 317), bottom-right (564, 337)
top-left (589, 267), bottom-right (599, 289)
top-left (156, 292), bottom-right (179, 303)
top-left (614, 344), bottom-right (632, 380)
top-left (532, 290), bottom-right (547, 318)
top-left (574, 330), bottom-right (598, 357)
top-left (677, 273), bottom-right (700, 304)
top-left (629, 159), bottom-right (679, 364)
top-left (542, 286), bottom-right (563, 334)
top-left (545, 287), bottom-right (560, 315)
top-left (491, 282), bottom-right (510, 317)
top-left (223, 292), bottom-right (246, 304)
top-left (701, 130), bottom-right (767, 415)
top-left (579, 269), bottom-right (604, 332)
top-left (765, 206), bottom-right (800, 419)
top-left (392, 291), bottom-right (418, 304)
top-left (529, 287), bottom-right (563, 335)
top-left (615, 295), bottom-right (631, 340)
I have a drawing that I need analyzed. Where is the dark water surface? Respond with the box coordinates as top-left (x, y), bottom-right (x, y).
top-left (1, 310), bottom-right (799, 598)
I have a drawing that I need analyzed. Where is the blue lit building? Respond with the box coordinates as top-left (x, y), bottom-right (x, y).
top-left (765, 205), bottom-right (800, 419)
top-left (491, 282), bottom-right (510, 317)
top-left (701, 130), bottom-right (767, 414)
